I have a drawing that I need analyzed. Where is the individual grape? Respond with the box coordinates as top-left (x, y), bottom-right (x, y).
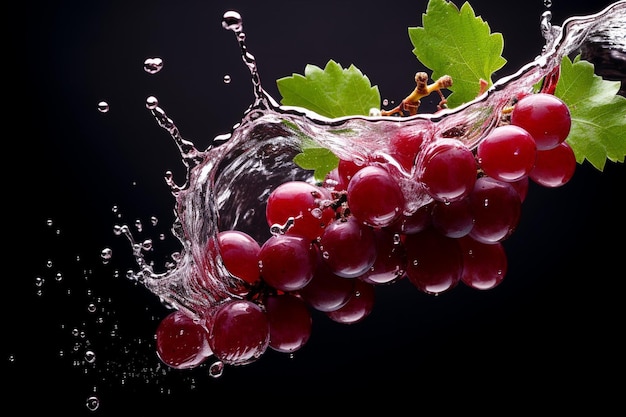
top-left (346, 164), bottom-right (405, 227)
top-left (529, 141), bottom-right (577, 187)
top-left (258, 234), bottom-right (317, 292)
top-left (265, 293), bottom-right (312, 354)
top-left (468, 176), bottom-right (521, 244)
top-left (216, 230), bottom-right (261, 286)
top-left (417, 138), bottom-right (477, 203)
top-left (388, 129), bottom-right (426, 172)
top-left (403, 227), bottom-right (463, 295)
top-left (326, 279), bottom-right (376, 324)
top-left (510, 92), bottom-right (571, 150)
top-left (430, 198), bottom-right (474, 238)
top-left (358, 228), bottom-right (407, 285)
top-left (386, 201), bottom-right (433, 235)
top-left (265, 181), bottom-right (335, 241)
top-left (337, 158), bottom-right (364, 188)
top-left (207, 299), bottom-right (269, 366)
top-left (297, 251), bottom-right (355, 312)
top-left (319, 215), bottom-right (377, 278)
top-left (155, 310), bottom-right (212, 370)
top-left (477, 124), bottom-right (537, 182)
top-left (458, 235), bottom-right (507, 290)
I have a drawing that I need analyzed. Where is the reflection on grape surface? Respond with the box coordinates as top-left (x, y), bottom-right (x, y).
top-left (6, 0), bottom-right (624, 414)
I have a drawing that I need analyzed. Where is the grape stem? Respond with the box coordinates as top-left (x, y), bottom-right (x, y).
top-left (381, 72), bottom-right (453, 116)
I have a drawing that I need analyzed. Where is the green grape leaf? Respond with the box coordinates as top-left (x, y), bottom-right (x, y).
top-left (276, 59), bottom-right (380, 118)
top-left (292, 141), bottom-right (340, 181)
top-left (408, 0), bottom-right (506, 108)
top-left (555, 55), bottom-right (626, 171)
top-left (277, 59), bottom-right (380, 180)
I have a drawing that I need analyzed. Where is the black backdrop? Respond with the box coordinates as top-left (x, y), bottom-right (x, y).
top-left (6, 0), bottom-right (624, 414)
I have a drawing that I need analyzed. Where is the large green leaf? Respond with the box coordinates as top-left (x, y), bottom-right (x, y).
top-left (555, 55), bottom-right (626, 171)
top-left (408, 0), bottom-right (506, 108)
top-left (276, 59), bottom-right (380, 118)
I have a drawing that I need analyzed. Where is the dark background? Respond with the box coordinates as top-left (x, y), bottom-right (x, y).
top-left (5, 0), bottom-right (624, 414)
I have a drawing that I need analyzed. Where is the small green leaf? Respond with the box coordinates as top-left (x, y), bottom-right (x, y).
top-left (293, 143), bottom-right (340, 182)
top-left (408, 0), bottom-right (506, 108)
top-left (555, 55), bottom-right (626, 171)
top-left (276, 59), bottom-right (380, 118)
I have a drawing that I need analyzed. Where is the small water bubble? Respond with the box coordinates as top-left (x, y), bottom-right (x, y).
top-left (85, 350), bottom-right (96, 363)
top-left (543, 0), bottom-right (552, 8)
top-left (46, 218), bottom-right (53, 227)
top-left (223, 74), bottom-right (232, 84)
top-left (209, 360), bottom-right (224, 378)
top-left (100, 248), bottom-right (113, 263)
top-left (150, 216), bottom-right (158, 226)
top-left (142, 239), bottom-right (153, 251)
top-left (86, 396), bottom-right (100, 412)
top-left (222, 10), bottom-right (243, 32)
top-left (97, 101), bottom-right (109, 113)
top-left (143, 57), bottom-right (163, 74)
top-left (146, 95), bottom-right (159, 109)
top-left (369, 107), bottom-right (382, 117)
top-left (35, 276), bottom-right (45, 287)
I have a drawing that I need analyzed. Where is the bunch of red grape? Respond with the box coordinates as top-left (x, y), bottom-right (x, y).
top-left (154, 92), bottom-right (575, 370)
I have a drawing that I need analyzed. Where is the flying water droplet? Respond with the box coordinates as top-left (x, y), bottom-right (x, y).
top-left (143, 57), bottom-right (163, 74)
top-left (97, 101), bottom-right (109, 113)
top-left (222, 11), bottom-right (242, 32)
top-left (146, 96), bottom-right (159, 109)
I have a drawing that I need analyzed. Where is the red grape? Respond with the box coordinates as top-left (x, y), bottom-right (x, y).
top-left (298, 252), bottom-right (355, 312)
top-left (477, 124), bottom-right (537, 182)
top-left (403, 227), bottom-right (463, 295)
top-left (155, 310), bottom-right (212, 370)
top-left (265, 293), bottom-right (312, 354)
top-left (358, 228), bottom-right (407, 285)
top-left (510, 92), bottom-right (571, 150)
top-left (529, 141), bottom-right (577, 187)
top-left (468, 176), bottom-right (521, 244)
top-left (208, 299), bottom-right (269, 366)
top-left (266, 181), bottom-right (334, 241)
top-left (319, 215), bottom-right (377, 278)
top-left (458, 236), bottom-right (507, 290)
top-left (388, 129), bottom-right (426, 172)
top-left (216, 230), bottom-right (261, 286)
top-left (326, 279), bottom-right (376, 324)
top-left (258, 234), bottom-right (317, 292)
top-left (337, 158), bottom-right (364, 186)
top-left (346, 164), bottom-right (405, 227)
top-left (430, 198), bottom-right (474, 238)
top-left (417, 138), bottom-right (477, 203)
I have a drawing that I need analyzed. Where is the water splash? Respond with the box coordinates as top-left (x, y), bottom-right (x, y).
top-left (118, 2), bottom-right (626, 320)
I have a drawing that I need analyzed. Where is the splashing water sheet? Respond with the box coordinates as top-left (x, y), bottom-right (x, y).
top-left (7, 0), bottom-right (625, 414)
